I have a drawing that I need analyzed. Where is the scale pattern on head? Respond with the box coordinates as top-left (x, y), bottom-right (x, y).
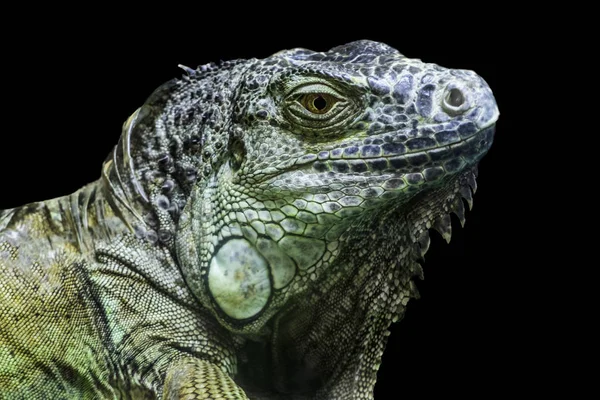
top-left (106, 39), bottom-right (496, 335)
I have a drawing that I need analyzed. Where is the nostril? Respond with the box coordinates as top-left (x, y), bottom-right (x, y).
top-left (447, 88), bottom-right (464, 107)
top-left (442, 85), bottom-right (468, 115)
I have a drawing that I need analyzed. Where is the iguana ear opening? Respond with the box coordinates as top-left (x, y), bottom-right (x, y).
top-left (228, 137), bottom-right (246, 172)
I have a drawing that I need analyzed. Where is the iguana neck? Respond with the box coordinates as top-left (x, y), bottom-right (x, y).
top-left (0, 180), bottom-right (132, 255)
top-left (237, 169), bottom-right (476, 397)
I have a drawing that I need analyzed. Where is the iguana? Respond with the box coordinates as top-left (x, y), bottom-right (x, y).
top-left (0, 40), bottom-right (499, 399)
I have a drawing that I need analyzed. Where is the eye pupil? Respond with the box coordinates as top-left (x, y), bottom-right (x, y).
top-left (312, 95), bottom-right (327, 111)
top-left (300, 93), bottom-right (334, 114)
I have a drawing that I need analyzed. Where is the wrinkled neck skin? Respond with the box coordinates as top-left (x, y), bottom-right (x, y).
top-left (0, 179), bottom-right (136, 264)
top-left (229, 168), bottom-right (477, 398)
top-left (98, 133), bottom-right (478, 399)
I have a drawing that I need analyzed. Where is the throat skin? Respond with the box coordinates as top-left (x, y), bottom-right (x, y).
top-left (234, 170), bottom-right (475, 398)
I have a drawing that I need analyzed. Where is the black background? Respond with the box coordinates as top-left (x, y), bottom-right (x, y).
top-left (0, 9), bottom-right (540, 399)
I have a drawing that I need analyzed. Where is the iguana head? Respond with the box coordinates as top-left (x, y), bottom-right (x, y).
top-left (105, 40), bottom-right (498, 397)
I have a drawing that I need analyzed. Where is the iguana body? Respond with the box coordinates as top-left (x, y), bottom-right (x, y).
top-left (0, 40), bottom-right (498, 399)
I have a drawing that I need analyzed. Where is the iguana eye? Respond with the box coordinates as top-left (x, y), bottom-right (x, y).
top-left (281, 81), bottom-right (362, 135)
top-left (299, 93), bottom-right (338, 114)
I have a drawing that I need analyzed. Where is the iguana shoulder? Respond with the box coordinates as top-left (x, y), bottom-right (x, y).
top-left (0, 185), bottom-right (118, 396)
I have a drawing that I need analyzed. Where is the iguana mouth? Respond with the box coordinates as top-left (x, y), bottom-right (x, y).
top-left (249, 126), bottom-right (495, 208)
top-left (307, 124), bottom-right (495, 179)
top-left (254, 124), bottom-right (495, 195)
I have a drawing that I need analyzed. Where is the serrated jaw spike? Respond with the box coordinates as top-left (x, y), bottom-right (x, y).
top-left (452, 198), bottom-right (466, 227)
top-left (459, 186), bottom-right (474, 210)
top-left (468, 172), bottom-right (478, 194)
top-left (416, 231), bottom-right (431, 258)
top-left (433, 214), bottom-right (452, 243)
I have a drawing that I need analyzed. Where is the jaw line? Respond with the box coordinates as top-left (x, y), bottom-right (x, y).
top-left (255, 125), bottom-right (493, 190)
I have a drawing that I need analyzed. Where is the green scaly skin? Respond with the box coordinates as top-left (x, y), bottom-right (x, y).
top-left (0, 40), bottom-right (499, 399)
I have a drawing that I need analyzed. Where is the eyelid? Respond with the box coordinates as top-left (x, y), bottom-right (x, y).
top-left (289, 83), bottom-right (343, 98)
